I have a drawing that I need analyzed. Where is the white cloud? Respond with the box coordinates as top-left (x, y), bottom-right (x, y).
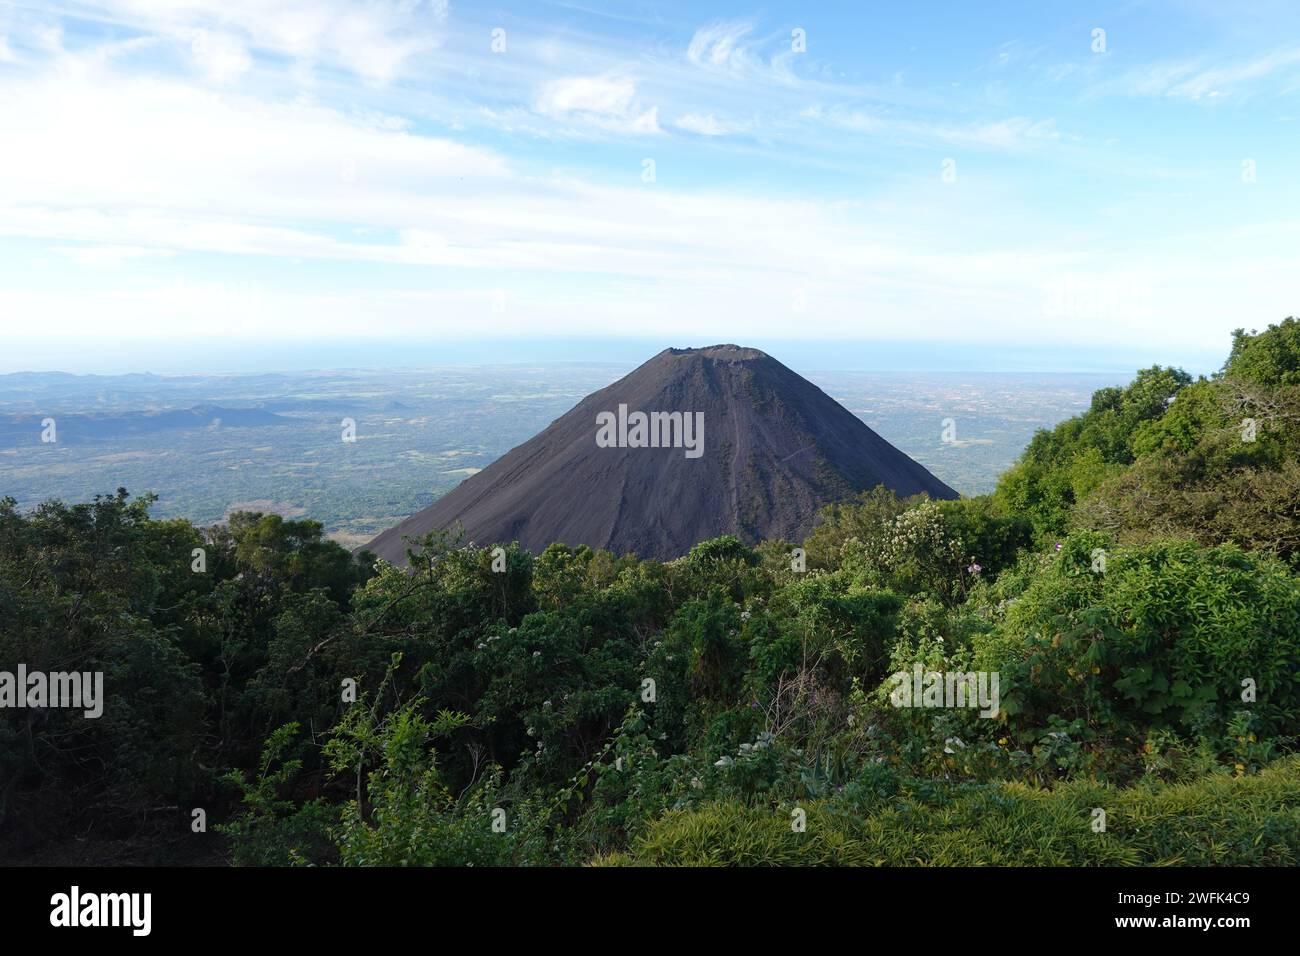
top-left (958, 116), bottom-right (1060, 148)
top-left (54, 243), bottom-right (178, 266)
top-left (187, 29), bottom-right (252, 83)
top-left (534, 73), bottom-right (661, 133)
top-left (674, 112), bottom-right (752, 136)
top-left (0, 60), bottom-right (1291, 356)
top-left (538, 74), bottom-right (635, 115)
top-left (809, 107), bottom-right (1060, 150)
top-left (58, 0), bottom-right (448, 84)
top-left (0, 69), bottom-right (509, 223)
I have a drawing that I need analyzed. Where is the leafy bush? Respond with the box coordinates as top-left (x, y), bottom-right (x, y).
top-left (972, 535), bottom-right (1300, 743)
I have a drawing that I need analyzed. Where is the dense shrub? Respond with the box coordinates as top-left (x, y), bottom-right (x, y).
top-left (971, 534), bottom-right (1300, 742)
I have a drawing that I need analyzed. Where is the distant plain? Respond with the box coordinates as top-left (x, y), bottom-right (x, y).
top-left (0, 366), bottom-right (1125, 549)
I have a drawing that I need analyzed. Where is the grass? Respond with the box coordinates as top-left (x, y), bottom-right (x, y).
top-left (598, 756), bottom-right (1300, 866)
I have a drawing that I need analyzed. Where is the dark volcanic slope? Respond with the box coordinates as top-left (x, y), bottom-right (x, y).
top-left (366, 345), bottom-right (957, 563)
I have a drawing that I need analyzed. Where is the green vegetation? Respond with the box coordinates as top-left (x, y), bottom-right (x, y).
top-left (997, 319), bottom-right (1300, 558)
top-left (3, 321), bottom-right (1299, 866)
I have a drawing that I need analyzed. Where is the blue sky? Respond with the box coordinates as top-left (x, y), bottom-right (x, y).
top-left (1, 0), bottom-right (1297, 373)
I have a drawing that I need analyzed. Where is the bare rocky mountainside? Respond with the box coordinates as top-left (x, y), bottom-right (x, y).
top-left (365, 345), bottom-right (958, 562)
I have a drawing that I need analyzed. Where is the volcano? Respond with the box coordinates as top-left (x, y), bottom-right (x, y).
top-left (365, 345), bottom-right (957, 563)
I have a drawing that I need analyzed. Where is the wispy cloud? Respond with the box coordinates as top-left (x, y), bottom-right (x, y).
top-left (1166, 47), bottom-right (1300, 100)
top-left (804, 107), bottom-right (1062, 151)
top-left (673, 111), bottom-right (753, 136)
top-left (1093, 46), bottom-right (1300, 101)
top-left (685, 19), bottom-right (800, 86)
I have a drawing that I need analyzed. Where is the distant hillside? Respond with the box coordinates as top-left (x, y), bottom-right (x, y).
top-left (367, 345), bottom-right (957, 562)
